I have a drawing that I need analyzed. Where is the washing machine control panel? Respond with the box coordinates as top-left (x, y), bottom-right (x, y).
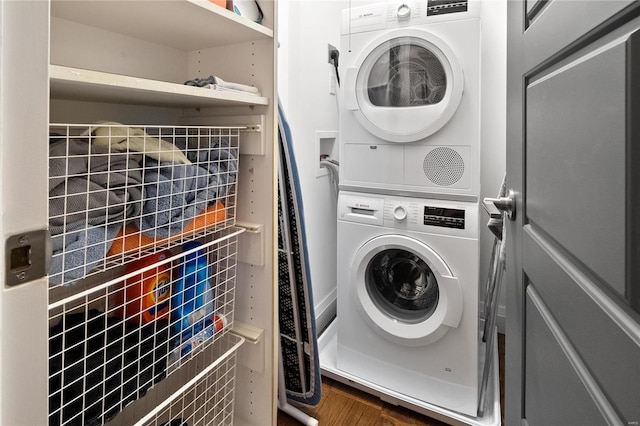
top-left (423, 206), bottom-right (465, 229)
top-left (339, 192), bottom-right (478, 236)
top-left (383, 199), bottom-right (469, 232)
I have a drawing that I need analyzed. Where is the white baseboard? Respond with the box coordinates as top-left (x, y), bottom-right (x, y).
top-left (314, 287), bottom-right (337, 335)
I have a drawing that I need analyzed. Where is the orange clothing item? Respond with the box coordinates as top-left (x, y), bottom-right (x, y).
top-left (107, 202), bottom-right (227, 256)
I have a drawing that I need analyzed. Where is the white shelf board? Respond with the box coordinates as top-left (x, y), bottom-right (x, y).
top-left (50, 65), bottom-right (269, 108)
top-left (51, 0), bottom-right (273, 51)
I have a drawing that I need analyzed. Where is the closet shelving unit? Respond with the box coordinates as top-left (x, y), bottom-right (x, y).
top-left (0, 1), bottom-right (278, 425)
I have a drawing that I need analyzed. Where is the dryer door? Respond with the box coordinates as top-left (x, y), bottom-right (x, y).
top-left (351, 234), bottom-right (463, 346)
top-left (344, 28), bottom-right (463, 143)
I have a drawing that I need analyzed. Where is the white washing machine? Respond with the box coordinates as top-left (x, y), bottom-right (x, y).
top-left (336, 191), bottom-right (481, 416)
top-left (339, 0), bottom-right (481, 201)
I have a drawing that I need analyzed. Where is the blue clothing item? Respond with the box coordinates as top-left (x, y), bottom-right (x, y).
top-left (49, 223), bottom-right (122, 286)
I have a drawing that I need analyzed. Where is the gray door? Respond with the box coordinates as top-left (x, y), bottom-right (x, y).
top-left (505, 1), bottom-right (640, 425)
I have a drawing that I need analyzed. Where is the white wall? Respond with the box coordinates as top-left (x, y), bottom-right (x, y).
top-left (278, 0), bottom-right (508, 334)
top-left (278, 0), bottom-right (347, 334)
top-left (479, 0), bottom-right (508, 333)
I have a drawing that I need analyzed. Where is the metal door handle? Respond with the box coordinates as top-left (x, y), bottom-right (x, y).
top-left (483, 190), bottom-right (516, 220)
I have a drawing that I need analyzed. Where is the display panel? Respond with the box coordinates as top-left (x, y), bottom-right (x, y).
top-left (423, 206), bottom-right (465, 229)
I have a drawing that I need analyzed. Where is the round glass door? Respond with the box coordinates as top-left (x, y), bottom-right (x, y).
top-left (347, 29), bottom-right (463, 143)
top-left (351, 234), bottom-right (463, 346)
top-left (365, 248), bottom-right (439, 323)
top-left (367, 40), bottom-right (447, 108)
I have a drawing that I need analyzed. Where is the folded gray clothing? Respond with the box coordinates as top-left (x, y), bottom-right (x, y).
top-left (48, 223), bottom-right (122, 286)
top-left (47, 137), bottom-right (236, 284)
top-left (137, 141), bottom-right (237, 238)
top-left (49, 139), bottom-right (143, 236)
top-left (137, 141), bottom-right (238, 238)
top-left (187, 139), bottom-right (239, 177)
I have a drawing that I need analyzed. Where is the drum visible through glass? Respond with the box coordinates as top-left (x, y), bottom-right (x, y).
top-left (365, 248), bottom-right (439, 323)
top-left (367, 38), bottom-right (447, 107)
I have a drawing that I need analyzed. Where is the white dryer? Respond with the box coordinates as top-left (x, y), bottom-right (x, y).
top-left (336, 191), bottom-right (481, 416)
top-left (339, 1), bottom-right (481, 201)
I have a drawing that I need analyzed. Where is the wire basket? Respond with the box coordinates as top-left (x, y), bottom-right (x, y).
top-left (48, 229), bottom-right (241, 426)
top-left (48, 123), bottom-right (240, 288)
top-left (138, 333), bottom-right (244, 426)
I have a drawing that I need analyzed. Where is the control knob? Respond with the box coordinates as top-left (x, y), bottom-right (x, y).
top-left (393, 205), bottom-right (408, 222)
top-left (397, 4), bottom-right (411, 20)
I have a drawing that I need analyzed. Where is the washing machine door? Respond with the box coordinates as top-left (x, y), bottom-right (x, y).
top-left (344, 28), bottom-right (463, 143)
top-left (351, 234), bottom-right (463, 346)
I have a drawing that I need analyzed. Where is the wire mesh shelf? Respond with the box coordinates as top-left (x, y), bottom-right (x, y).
top-left (137, 333), bottom-right (244, 426)
top-left (48, 123), bottom-right (240, 289)
top-left (48, 229), bottom-right (242, 426)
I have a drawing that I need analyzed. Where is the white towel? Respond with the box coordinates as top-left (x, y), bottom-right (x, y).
top-left (208, 76), bottom-right (261, 96)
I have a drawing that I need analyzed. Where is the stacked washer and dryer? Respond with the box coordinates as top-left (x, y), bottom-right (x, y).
top-left (331, 0), bottom-right (498, 422)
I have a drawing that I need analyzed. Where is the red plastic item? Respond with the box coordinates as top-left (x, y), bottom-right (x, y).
top-left (208, 0), bottom-right (228, 9)
top-left (211, 313), bottom-right (227, 333)
top-left (115, 251), bottom-right (173, 324)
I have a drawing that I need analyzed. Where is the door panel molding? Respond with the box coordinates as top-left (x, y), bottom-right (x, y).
top-left (524, 225), bottom-right (640, 346)
top-left (524, 1), bottom-right (639, 75)
top-left (525, 286), bottom-right (621, 425)
top-left (523, 14), bottom-right (640, 311)
top-left (524, 225), bottom-right (640, 421)
top-left (525, 37), bottom-right (627, 298)
top-left (525, 0), bottom-right (548, 28)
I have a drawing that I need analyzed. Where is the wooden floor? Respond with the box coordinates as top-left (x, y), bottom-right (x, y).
top-left (278, 334), bottom-right (505, 426)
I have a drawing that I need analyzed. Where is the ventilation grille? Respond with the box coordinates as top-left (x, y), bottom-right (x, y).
top-left (423, 147), bottom-right (465, 186)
